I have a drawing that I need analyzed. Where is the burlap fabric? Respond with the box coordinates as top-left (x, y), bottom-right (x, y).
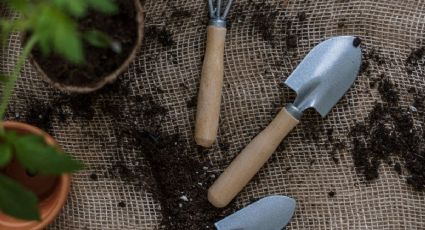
top-left (1, 0), bottom-right (425, 229)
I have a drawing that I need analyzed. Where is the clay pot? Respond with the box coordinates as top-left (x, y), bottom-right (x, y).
top-left (31, 0), bottom-right (144, 93)
top-left (0, 121), bottom-right (71, 230)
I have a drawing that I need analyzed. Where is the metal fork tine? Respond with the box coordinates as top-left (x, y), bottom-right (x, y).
top-left (222, 0), bottom-right (234, 19)
top-left (216, 0), bottom-right (222, 17)
top-left (208, 0), bottom-right (215, 18)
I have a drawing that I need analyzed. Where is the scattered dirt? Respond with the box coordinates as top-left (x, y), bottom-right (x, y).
top-left (309, 158), bottom-right (316, 167)
top-left (25, 101), bottom-right (54, 132)
top-left (326, 128), bottom-right (334, 141)
top-left (297, 12), bottom-right (307, 22)
top-left (353, 37), bottom-right (362, 48)
top-left (21, 77), bottom-right (133, 130)
top-left (359, 59), bottom-right (370, 76)
top-left (145, 26), bottom-right (175, 47)
top-left (170, 9), bottom-right (192, 19)
top-left (378, 77), bottom-right (399, 104)
top-left (302, 110), bottom-right (324, 142)
top-left (137, 132), bottom-right (234, 229)
top-left (350, 76), bottom-right (425, 190)
top-left (251, 3), bottom-right (278, 43)
top-left (286, 34), bottom-right (298, 49)
top-left (329, 140), bottom-right (345, 164)
top-left (328, 191), bottom-right (336, 198)
top-left (90, 173), bottom-right (98, 181)
top-left (186, 96), bottom-right (197, 108)
top-left (406, 47), bottom-right (425, 64)
top-left (118, 201), bottom-right (126, 208)
top-left (30, 1), bottom-right (139, 88)
top-left (413, 92), bottom-right (425, 113)
top-left (218, 140), bottom-right (230, 152)
top-left (12, 76), bottom-right (236, 229)
top-left (405, 47), bottom-right (425, 74)
top-left (22, 93), bottom-right (97, 131)
top-left (394, 163), bottom-right (402, 175)
top-left (337, 19), bottom-right (346, 28)
top-left (86, 82), bottom-right (235, 229)
top-left (232, 1), bottom-right (298, 49)
top-left (360, 48), bottom-right (387, 77)
top-left (368, 49), bottom-right (385, 66)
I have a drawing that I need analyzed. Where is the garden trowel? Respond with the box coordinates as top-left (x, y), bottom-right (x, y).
top-left (215, 195), bottom-right (296, 230)
top-left (208, 36), bottom-right (362, 208)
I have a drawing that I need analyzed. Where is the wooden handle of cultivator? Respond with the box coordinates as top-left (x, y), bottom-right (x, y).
top-left (195, 25), bottom-right (227, 147)
top-left (208, 108), bottom-right (300, 208)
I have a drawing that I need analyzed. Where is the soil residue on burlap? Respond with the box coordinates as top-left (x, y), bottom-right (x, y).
top-left (104, 93), bottom-right (235, 229)
top-left (240, 1), bottom-right (297, 48)
top-left (405, 46), bottom-right (425, 74)
top-left (350, 74), bottom-right (425, 190)
top-left (8, 77), bottom-right (235, 229)
top-left (145, 26), bottom-right (175, 47)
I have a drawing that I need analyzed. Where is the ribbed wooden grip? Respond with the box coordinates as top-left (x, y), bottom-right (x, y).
top-left (195, 26), bottom-right (227, 147)
top-left (208, 108), bottom-right (300, 208)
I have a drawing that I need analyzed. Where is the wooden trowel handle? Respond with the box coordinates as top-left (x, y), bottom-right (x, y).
top-left (195, 25), bottom-right (227, 147)
top-left (208, 108), bottom-right (300, 208)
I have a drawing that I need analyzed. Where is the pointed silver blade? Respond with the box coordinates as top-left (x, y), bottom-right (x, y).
top-left (284, 36), bottom-right (362, 117)
top-left (215, 196), bottom-right (296, 230)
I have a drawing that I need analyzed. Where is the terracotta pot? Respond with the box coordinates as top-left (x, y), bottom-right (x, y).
top-left (0, 121), bottom-right (71, 230)
top-left (31, 0), bottom-right (145, 93)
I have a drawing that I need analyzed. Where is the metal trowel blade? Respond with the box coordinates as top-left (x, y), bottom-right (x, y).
top-left (215, 195), bottom-right (296, 230)
top-left (284, 36), bottom-right (362, 117)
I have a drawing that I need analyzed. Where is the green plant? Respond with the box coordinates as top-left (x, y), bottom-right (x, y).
top-left (0, 131), bottom-right (83, 220)
top-left (0, 0), bottom-right (117, 221)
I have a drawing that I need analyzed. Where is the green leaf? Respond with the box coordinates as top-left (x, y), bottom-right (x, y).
top-left (4, 0), bottom-right (29, 13)
top-left (54, 25), bottom-right (83, 63)
top-left (31, 4), bottom-right (84, 63)
top-left (84, 30), bottom-right (111, 48)
top-left (0, 144), bottom-right (12, 167)
top-left (0, 174), bottom-right (40, 221)
top-left (52, 0), bottom-right (88, 17)
top-left (0, 20), bottom-right (13, 47)
top-left (0, 74), bottom-right (8, 83)
top-left (3, 131), bottom-right (18, 143)
top-left (86, 0), bottom-right (118, 14)
top-left (13, 135), bottom-right (84, 175)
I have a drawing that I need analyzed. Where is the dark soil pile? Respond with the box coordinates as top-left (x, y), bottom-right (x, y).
top-left (9, 77), bottom-right (235, 229)
top-left (25, 101), bottom-right (54, 132)
top-left (104, 92), bottom-right (236, 229)
top-left (377, 77), bottom-right (399, 104)
top-left (359, 48), bottom-right (385, 77)
top-left (239, 1), bottom-right (297, 48)
top-left (31, 1), bottom-right (138, 87)
top-left (133, 132), bottom-right (234, 229)
top-left (145, 26), bottom-right (175, 47)
top-left (405, 47), bottom-right (425, 74)
top-left (350, 76), bottom-right (425, 190)
top-left (251, 3), bottom-right (279, 43)
top-left (22, 92), bottom-right (98, 132)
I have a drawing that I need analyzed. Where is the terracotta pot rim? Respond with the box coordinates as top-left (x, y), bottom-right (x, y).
top-left (0, 121), bottom-right (71, 230)
top-left (31, 0), bottom-right (145, 94)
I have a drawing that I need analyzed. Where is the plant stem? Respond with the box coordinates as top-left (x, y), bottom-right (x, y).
top-left (0, 35), bottom-right (37, 122)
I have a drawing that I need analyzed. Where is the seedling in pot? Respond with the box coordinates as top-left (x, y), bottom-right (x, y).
top-left (0, 128), bottom-right (83, 221)
top-left (0, 0), bottom-right (128, 94)
top-left (0, 0), bottom-right (118, 222)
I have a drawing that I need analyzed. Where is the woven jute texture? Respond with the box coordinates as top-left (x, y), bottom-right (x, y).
top-left (1, 0), bottom-right (425, 229)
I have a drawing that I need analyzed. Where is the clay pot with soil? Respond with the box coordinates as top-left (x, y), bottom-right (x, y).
top-left (30, 0), bottom-right (144, 93)
top-left (0, 121), bottom-right (81, 230)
